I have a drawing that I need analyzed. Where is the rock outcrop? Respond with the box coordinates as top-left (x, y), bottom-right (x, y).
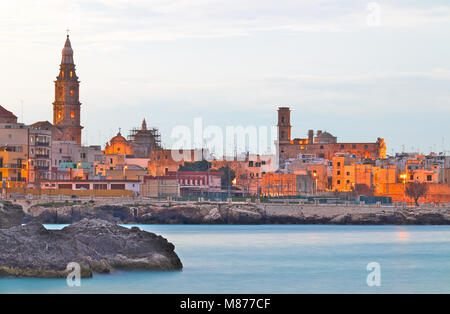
top-left (0, 219), bottom-right (182, 278)
top-left (0, 200), bottom-right (25, 229)
top-left (24, 201), bottom-right (450, 225)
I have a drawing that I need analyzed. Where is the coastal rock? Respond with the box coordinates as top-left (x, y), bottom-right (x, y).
top-left (203, 207), bottom-right (222, 222)
top-left (0, 219), bottom-right (182, 278)
top-left (0, 200), bottom-right (25, 229)
top-left (23, 201), bottom-right (450, 225)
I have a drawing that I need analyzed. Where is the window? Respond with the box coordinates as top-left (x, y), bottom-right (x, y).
top-left (340, 144), bottom-right (345, 149)
top-left (71, 110), bottom-right (75, 118)
top-left (337, 162), bottom-right (341, 167)
top-left (346, 180), bottom-right (350, 184)
top-left (410, 175), bottom-right (414, 180)
top-left (346, 172), bottom-right (350, 176)
top-left (337, 180), bottom-right (341, 185)
top-left (70, 90), bottom-right (74, 95)
top-left (320, 145), bottom-right (324, 149)
top-left (70, 71), bottom-right (73, 77)
top-left (337, 171), bottom-right (341, 175)
top-left (427, 175), bottom-right (432, 181)
top-left (352, 144), bottom-right (356, 149)
top-left (57, 111), bottom-right (62, 119)
top-left (111, 184), bottom-right (126, 190)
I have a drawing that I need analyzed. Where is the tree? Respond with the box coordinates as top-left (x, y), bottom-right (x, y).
top-left (405, 182), bottom-right (428, 206)
top-left (217, 166), bottom-right (236, 190)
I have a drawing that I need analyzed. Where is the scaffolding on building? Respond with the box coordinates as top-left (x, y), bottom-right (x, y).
top-left (127, 126), bottom-right (162, 150)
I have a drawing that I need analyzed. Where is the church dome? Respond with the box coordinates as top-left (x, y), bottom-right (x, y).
top-left (111, 131), bottom-right (127, 143)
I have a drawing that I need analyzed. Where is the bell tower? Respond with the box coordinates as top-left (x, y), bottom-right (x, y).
top-left (277, 107), bottom-right (291, 143)
top-left (53, 34), bottom-right (83, 146)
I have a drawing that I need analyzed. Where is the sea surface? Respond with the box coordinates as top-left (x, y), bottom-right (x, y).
top-left (1, 225), bottom-right (450, 294)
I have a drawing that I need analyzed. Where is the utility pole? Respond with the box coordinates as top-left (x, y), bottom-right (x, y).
top-left (227, 166), bottom-right (231, 199)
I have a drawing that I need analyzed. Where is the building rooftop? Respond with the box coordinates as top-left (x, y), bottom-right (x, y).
top-left (0, 105), bottom-right (18, 123)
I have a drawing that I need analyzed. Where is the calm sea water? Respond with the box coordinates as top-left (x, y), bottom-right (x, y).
top-left (1, 225), bottom-right (450, 294)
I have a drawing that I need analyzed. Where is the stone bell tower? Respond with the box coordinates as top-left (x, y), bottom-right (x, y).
top-left (277, 107), bottom-right (291, 143)
top-left (53, 34), bottom-right (83, 146)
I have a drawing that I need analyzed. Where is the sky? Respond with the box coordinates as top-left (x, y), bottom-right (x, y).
top-left (0, 0), bottom-right (449, 155)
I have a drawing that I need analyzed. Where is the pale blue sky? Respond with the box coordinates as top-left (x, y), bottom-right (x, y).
top-left (0, 0), bottom-right (449, 154)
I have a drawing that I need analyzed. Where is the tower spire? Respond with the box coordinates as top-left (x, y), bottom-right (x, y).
top-left (61, 33), bottom-right (74, 65)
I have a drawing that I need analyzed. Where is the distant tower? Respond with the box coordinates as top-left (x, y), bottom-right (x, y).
top-left (308, 129), bottom-right (314, 143)
top-left (53, 34), bottom-right (83, 146)
top-left (277, 107), bottom-right (291, 142)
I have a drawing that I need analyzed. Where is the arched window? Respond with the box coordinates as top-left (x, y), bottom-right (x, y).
top-left (71, 110), bottom-right (75, 119)
top-left (70, 71), bottom-right (73, 77)
top-left (70, 90), bottom-right (74, 96)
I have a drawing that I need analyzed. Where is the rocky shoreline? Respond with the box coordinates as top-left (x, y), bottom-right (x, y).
top-left (22, 201), bottom-right (450, 225)
top-left (0, 201), bottom-right (25, 229)
top-left (1, 199), bottom-right (449, 278)
top-left (0, 200), bottom-right (182, 278)
top-left (0, 218), bottom-right (182, 278)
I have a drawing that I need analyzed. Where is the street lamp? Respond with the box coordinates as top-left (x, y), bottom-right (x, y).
top-left (123, 165), bottom-right (128, 180)
top-left (77, 162), bottom-right (82, 180)
top-left (27, 159), bottom-right (31, 186)
top-left (399, 173), bottom-right (407, 206)
top-left (312, 170), bottom-right (318, 195)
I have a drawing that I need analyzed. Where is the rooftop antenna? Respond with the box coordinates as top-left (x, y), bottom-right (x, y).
top-left (442, 137), bottom-right (446, 155)
top-left (20, 99), bottom-right (23, 123)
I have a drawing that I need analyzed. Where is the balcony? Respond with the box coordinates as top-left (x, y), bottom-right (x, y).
top-left (36, 142), bottom-right (50, 147)
top-left (0, 163), bottom-right (23, 169)
top-left (6, 177), bottom-right (26, 182)
top-left (35, 166), bottom-right (49, 171)
top-left (35, 154), bottom-right (50, 159)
